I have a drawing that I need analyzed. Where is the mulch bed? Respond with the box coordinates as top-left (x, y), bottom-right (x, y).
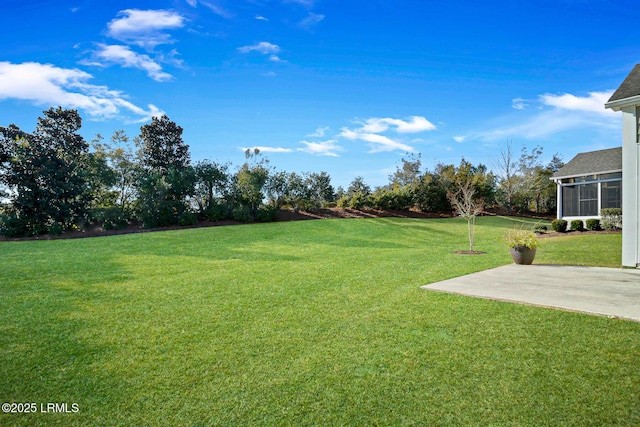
top-left (0, 208), bottom-right (454, 242)
top-left (1, 207), bottom-right (619, 242)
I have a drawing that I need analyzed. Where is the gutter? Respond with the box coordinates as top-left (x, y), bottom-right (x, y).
top-left (605, 95), bottom-right (640, 111)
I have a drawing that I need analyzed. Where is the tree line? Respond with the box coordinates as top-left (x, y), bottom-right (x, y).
top-left (0, 107), bottom-right (562, 237)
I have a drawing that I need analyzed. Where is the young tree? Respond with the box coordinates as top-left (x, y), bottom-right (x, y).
top-left (447, 180), bottom-right (485, 253)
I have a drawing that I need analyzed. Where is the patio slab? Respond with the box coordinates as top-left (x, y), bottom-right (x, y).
top-left (421, 264), bottom-right (640, 322)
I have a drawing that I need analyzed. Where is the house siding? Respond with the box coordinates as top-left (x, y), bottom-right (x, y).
top-left (621, 106), bottom-right (639, 267)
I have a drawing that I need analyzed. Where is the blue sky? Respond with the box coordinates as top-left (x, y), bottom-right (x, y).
top-left (1, 0), bottom-right (638, 188)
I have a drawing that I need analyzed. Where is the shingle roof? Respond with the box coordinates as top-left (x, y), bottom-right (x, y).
top-left (608, 64), bottom-right (640, 103)
top-left (553, 147), bottom-right (622, 179)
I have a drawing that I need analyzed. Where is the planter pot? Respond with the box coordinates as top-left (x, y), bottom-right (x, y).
top-left (510, 246), bottom-right (536, 265)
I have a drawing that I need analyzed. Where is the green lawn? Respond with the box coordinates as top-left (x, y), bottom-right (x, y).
top-left (0, 216), bottom-right (637, 426)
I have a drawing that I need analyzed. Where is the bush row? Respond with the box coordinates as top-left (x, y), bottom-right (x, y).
top-left (550, 211), bottom-right (622, 233)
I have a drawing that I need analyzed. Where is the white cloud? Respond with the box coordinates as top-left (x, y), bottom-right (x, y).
top-left (92, 44), bottom-right (173, 82)
top-left (358, 116), bottom-right (436, 134)
top-left (185, 0), bottom-right (197, 6)
top-left (299, 12), bottom-right (324, 30)
top-left (298, 140), bottom-right (343, 157)
top-left (269, 55), bottom-right (283, 62)
top-left (340, 128), bottom-right (414, 153)
top-left (0, 62), bottom-right (163, 122)
top-left (307, 126), bottom-right (329, 137)
top-left (107, 9), bottom-right (185, 48)
top-left (512, 97), bottom-right (527, 110)
top-left (459, 90), bottom-right (619, 143)
top-left (256, 15), bottom-right (269, 21)
top-left (238, 41), bottom-right (281, 55)
top-left (539, 91), bottom-right (615, 116)
top-left (338, 115), bottom-right (434, 153)
top-left (453, 136), bottom-right (465, 143)
top-left (200, 1), bottom-right (234, 19)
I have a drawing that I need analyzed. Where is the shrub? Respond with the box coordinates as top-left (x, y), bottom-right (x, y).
top-left (551, 219), bottom-right (567, 233)
top-left (178, 212), bottom-right (198, 226)
top-left (585, 218), bottom-right (601, 231)
top-left (203, 204), bottom-right (229, 222)
top-left (349, 192), bottom-right (369, 209)
top-left (257, 205), bottom-right (279, 222)
top-left (0, 213), bottom-right (30, 237)
top-left (600, 208), bottom-right (622, 230)
top-left (336, 196), bottom-right (350, 208)
top-left (48, 222), bottom-right (64, 236)
top-left (231, 205), bottom-right (253, 223)
top-left (92, 207), bottom-right (130, 231)
top-left (570, 219), bottom-right (584, 231)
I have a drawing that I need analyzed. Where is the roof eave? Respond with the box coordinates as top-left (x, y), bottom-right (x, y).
top-left (605, 94), bottom-right (640, 111)
top-left (552, 168), bottom-right (623, 181)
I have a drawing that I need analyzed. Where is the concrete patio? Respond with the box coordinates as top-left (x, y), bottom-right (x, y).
top-left (422, 264), bottom-right (640, 322)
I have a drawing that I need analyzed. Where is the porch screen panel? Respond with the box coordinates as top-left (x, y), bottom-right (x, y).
top-left (579, 183), bottom-right (598, 216)
top-left (601, 181), bottom-right (622, 209)
top-left (562, 185), bottom-right (578, 216)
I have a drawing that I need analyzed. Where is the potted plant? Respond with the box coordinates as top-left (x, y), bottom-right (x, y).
top-left (504, 229), bottom-right (538, 265)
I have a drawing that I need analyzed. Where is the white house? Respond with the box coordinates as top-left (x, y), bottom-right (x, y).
top-left (552, 147), bottom-right (622, 223)
top-left (605, 64), bottom-right (640, 268)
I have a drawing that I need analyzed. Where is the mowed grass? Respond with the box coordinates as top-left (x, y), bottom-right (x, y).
top-left (0, 216), bottom-right (637, 426)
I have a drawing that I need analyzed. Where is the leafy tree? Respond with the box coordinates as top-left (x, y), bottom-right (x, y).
top-left (0, 107), bottom-right (92, 236)
top-left (136, 166), bottom-right (196, 228)
top-left (0, 124), bottom-right (28, 205)
top-left (389, 154), bottom-right (422, 188)
top-left (265, 170), bottom-right (290, 209)
top-left (135, 115), bottom-right (195, 227)
top-left (512, 146), bottom-right (562, 213)
top-left (230, 149), bottom-right (271, 219)
top-left (413, 172), bottom-right (449, 212)
top-left (304, 171), bottom-right (335, 209)
top-left (434, 158), bottom-right (496, 209)
top-left (103, 130), bottom-right (139, 212)
top-left (193, 159), bottom-right (230, 213)
top-left (344, 176), bottom-right (372, 209)
top-left (139, 115), bottom-right (190, 171)
top-left (347, 176), bottom-right (371, 198)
